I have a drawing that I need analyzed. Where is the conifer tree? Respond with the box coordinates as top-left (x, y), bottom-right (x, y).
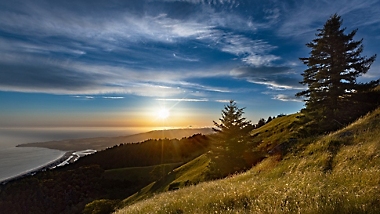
top-left (212, 100), bottom-right (253, 149)
top-left (296, 14), bottom-right (377, 130)
top-left (209, 100), bottom-right (255, 176)
top-left (256, 118), bottom-right (266, 128)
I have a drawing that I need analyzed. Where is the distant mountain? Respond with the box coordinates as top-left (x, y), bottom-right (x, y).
top-left (17, 128), bottom-right (214, 151)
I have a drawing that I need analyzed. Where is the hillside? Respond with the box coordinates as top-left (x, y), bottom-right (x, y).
top-left (119, 153), bottom-right (211, 207)
top-left (115, 107), bottom-right (380, 213)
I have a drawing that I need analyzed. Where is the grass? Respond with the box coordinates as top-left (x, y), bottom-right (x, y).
top-left (115, 108), bottom-right (380, 214)
top-left (119, 153), bottom-right (211, 207)
top-left (104, 163), bottom-right (183, 183)
top-left (251, 113), bottom-right (302, 151)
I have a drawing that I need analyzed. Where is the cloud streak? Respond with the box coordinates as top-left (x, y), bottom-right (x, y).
top-left (156, 98), bottom-right (208, 102)
top-left (230, 66), bottom-right (304, 90)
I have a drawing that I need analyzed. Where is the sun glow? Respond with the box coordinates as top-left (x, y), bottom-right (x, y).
top-left (156, 107), bottom-right (170, 120)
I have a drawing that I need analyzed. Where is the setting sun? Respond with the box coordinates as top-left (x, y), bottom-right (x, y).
top-left (156, 107), bottom-right (170, 120)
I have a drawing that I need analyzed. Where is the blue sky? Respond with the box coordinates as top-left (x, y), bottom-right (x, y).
top-left (1, 0), bottom-right (379, 128)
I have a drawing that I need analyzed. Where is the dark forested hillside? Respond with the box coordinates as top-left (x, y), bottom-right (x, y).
top-left (70, 134), bottom-right (210, 169)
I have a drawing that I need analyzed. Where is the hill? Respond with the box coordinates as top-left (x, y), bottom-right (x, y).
top-left (17, 128), bottom-right (213, 151)
top-left (115, 107), bottom-right (380, 213)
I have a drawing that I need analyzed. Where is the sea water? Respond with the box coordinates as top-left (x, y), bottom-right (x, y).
top-left (0, 127), bottom-right (148, 182)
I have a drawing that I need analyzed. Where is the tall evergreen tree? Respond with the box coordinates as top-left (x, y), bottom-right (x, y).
top-left (213, 100), bottom-right (254, 148)
top-left (296, 14), bottom-right (377, 130)
top-left (209, 100), bottom-right (255, 177)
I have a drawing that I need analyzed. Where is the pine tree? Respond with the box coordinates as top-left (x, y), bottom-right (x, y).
top-left (209, 100), bottom-right (255, 177)
top-left (296, 14), bottom-right (377, 131)
top-left (213, 100), bottom-right (253, 148)
top-left (256, 118), bottom-right (266, 128)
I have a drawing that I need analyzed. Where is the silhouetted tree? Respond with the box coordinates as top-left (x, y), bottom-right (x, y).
top-left (296, 14), bottom-right (377, 132)
top-left (256, 118), bottom-right (266, 128)
top-left (212, 100), bottom-right (254, 145)
top-left (210, 100), bottom-right (255, 177)
top-left (266, 116), bottom-right (273, 123)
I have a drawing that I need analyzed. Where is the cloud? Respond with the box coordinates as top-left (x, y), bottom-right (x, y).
top-left (215, 34), bottom-right (280, 66)
top-left (230, 66), bottom-right (304, 90)
top-left (172, 53), bottom-right (199, 62)
top-left (272, 94), bottom-right (303, 102)
top-left (214, 99), bottom-right (231, 103)
top-left (103, 96), bottom-right (124, 99)
top-left (156, 98), bottom-right (208, 102)
top-left (160, 0), bottom-right (240, 7)
top-left (277, 0), bottom-right (380, 38)
top-left (72, 96), bottom-right (95, 100)
top-left (0, 51), bottom-right (233, 97)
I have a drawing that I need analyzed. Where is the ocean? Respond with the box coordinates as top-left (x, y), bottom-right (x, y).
top-left (0, 127), bottom-right (149, 182)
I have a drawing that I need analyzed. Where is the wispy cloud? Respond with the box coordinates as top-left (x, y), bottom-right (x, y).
top-left (277, 0), bottom-right (380, 38)
top-left (72, 96), bottom-right (95, 100)
top-left (230, 66), bottom-right (304, 90)
top-left (156, 98), bottom-right (208, 102)
top-left (214, 99), bottom-right (231, 103)
top-left (103, 96), bottom-right (124, 99)
top-left (272, 94), bottom-right (303, 102)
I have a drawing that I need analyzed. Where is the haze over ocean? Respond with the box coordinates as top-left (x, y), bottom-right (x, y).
top-left (0, 127), bottom-right (150, 182)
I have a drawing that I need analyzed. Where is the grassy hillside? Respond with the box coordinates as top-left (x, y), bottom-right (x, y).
top-left (120, 153), bottom-right (211, 207)
top-left (250, 113), bottom-right (302, 151)
top-left (115, 108), bottom-right (380, 213)
top-left (103, 162), bottom-right (183, 183)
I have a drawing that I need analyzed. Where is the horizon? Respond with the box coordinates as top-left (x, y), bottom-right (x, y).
top-left (1, 0), bottom-right (379, 128)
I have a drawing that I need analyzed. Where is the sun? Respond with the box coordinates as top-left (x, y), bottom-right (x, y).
top-left (156, 107), bottom-right (170, 120)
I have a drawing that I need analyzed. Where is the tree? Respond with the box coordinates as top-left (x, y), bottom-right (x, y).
top-left (209, 100), bottom-right (255, 177)
top-left (266, 116), bottom-right (273, 123)
top-left (296, 14), bottom-right (377, 131)
top-left (257, 118), bottom-right (266, 128)
top-left (212, 100), bottom-right (254, 147)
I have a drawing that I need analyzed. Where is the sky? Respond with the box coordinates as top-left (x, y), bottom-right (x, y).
top-left (0, 0), bottom-right (380, 129)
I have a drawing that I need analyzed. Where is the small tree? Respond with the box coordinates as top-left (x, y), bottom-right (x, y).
top-left (209, 100), bottom-right (255, 177)
top-left (256, 118), bottom-right (266, 128)
top-left (266, 116), bottom-right (273, 123)
top-left (213, 100), bottom-right (254, 145)
top-left (296, 14), bottom-right (377, 132)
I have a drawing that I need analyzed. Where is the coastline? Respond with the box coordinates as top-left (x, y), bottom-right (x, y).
top-left (0, 150), bottom-right (69, 184)
top-left (0, 149), bottom-right (98, 184)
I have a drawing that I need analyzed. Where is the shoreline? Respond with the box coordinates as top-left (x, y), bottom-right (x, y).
top-left (0, 149), bottom-right (97, 184)
top-left (0, 150), bottom-right (70, 184)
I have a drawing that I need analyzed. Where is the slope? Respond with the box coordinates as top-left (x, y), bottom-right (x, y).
top-left (119, 153), bottom-right (211, 207)
top-left (115, 107), bottom-right (380, 213)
